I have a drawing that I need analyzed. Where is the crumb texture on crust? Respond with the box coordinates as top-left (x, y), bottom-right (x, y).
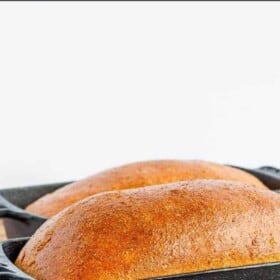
top-left (17, 180), bottom-right (280, 280)
top-left (26, 160), bottom-right (266, 217)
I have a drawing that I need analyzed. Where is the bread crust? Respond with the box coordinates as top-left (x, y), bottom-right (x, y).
top-left (26, 160), bottom-right (266, 217)
top-left (17, 180), bottom-right (280, 280)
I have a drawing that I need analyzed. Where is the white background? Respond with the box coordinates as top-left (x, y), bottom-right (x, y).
top-left (0, 3), bottom-right (280, 188)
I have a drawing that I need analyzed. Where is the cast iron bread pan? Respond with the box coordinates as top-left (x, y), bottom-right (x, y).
top-left (0, 166), bottom-right (280, 239)
top-left (0, 237), bottom-right (280, 280)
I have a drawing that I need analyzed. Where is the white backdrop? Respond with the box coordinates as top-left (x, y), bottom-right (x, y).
top-left (0, 3), bottom-right (280, 188)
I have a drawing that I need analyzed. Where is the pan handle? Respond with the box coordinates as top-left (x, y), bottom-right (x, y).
top-left (229, 165), bottom-right (280, 192)
top-left (251, 166), bottom-right (280, 191)
top-left (0, 195), bottom-right (35, 222)
top-left (0, 238), bottom-right (33, 280)
top-left (257, 166), bottom-right (280, 178)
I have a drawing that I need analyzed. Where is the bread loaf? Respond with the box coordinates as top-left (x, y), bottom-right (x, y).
top-left (26, 160), bottom-right (265, 217)
top-left (17, 180), bottom-right (280, 280)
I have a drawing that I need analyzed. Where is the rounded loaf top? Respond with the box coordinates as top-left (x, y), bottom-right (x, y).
top-left (17, 179), bottom-right (280, 280)
top-left (26, 160), bottom-right (266, 217)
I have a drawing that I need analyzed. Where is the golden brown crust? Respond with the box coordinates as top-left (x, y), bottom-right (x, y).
top-left (17, 180), bottom-right (280, 280)
top-left (26, 160), bottom-right (266, 217)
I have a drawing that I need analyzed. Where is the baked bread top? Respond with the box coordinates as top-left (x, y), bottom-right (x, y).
top-left (17, 180), bottom-right (280, 280)
top-left (26, 160), bottom-right (266, 217)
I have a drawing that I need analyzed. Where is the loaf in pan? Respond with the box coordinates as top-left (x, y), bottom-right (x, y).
top-left (1, 237), bottom-right (280, 280)
top-left (16, 180), bottom-right (280, 280)
top-left (26, 160), bottom-right (266, 217)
